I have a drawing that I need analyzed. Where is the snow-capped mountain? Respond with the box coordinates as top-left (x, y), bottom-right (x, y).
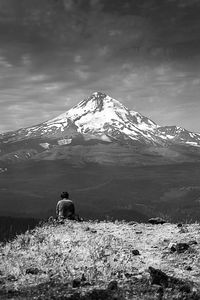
top-left (0, 92), bottom-right (159, 145)
top-left (0, 92), bottom-right (200, 165)
top-left (43, 91), bottom-right (161, 145)
top-left (2, 91), bottom-right (200, 147)
top-left (157, 126), bottom-right (200, 147)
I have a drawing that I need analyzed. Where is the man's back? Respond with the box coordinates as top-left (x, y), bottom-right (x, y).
top-left (56, 199), bottom-right (75, 220)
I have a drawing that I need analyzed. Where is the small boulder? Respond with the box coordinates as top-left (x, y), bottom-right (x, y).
top-left (185, 266), bottom-right (192, 271)
top-left (149, 267), bottom-right (169, 287)
top-left (188, 240), bottom-right (197, 246)
top-left (124, 272), bottom-right (133, 278)
top-left (177, 223), bottom-right (183, 228)
top-left (175, 243), bottom-right (190, 253)
top-left (6, 274), bottom-right (17, 282)
top-left (163, 238), bottom-right (170, 243)
top-left (170, 243), bottom-right (189, 253)
top-left (132, 249), bottom-right (140, 256)
top-left (168, 242), bottom-right (176, 250)
top-left (107, 280), bottom-right (118, 291)
top-left (90, 229), bottom-right (97, 233)
top-left (72, 278), bottom-right (81, 288)
top-left (148, 217), bottom-right (166, 225)
top-left (26, 268), bottom-right (40, 275)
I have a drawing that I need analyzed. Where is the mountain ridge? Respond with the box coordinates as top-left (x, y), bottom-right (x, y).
top-left (1, 91), bottom-right (200, 144)
top-left (0, 92), bottom-right (200, 166)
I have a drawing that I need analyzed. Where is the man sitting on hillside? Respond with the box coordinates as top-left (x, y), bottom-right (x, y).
top-left (56, 191), bottom-right (75, 222)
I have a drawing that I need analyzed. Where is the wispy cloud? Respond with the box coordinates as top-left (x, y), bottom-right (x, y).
top-left (0, 0), bottom-right (199, 132)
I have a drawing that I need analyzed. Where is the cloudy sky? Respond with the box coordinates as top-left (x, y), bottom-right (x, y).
top-left (0, 0), bottom-right (200, 133)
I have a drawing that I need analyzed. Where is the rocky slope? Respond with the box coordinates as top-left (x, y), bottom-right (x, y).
top-left (0, 92), bottom-right (200, 166)
top-left (0, 220), bottom-right (200, 299)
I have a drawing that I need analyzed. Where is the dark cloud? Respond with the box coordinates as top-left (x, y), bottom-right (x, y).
top-left (0, 0), bottom-right (200, 132)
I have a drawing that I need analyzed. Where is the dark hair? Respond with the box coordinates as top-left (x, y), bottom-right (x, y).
top-left (61, 191), bottom-right (69, 199)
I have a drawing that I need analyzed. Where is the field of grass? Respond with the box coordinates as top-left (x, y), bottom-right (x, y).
top-left (1, 220), bottom-right (200, 299)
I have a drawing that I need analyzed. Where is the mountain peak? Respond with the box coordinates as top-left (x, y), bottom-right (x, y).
top-left (91, 91), bottom-right (107, 98)
top-left (72, 91), bottom-right (126, 114)
top-left (84, 91), bottom-right (110, 111)
top-left (85, 91), bottom-right (119, 104)
top-left (37, 91), bottom-right (162, 145)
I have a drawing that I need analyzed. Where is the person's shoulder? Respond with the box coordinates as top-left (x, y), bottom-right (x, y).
top-left (61, 199), bottom-right (73, 203)
top-left (57, 199), bottom-right (73, 204)
top-left (65, 199), bottom-right (73, 204)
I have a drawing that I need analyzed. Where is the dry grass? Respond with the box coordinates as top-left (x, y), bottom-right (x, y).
top-left (0, 220), bottom-right (200, 299)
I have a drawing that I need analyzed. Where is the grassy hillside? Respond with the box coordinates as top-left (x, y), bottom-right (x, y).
top-left (0, 220), bottom-right (200, 299)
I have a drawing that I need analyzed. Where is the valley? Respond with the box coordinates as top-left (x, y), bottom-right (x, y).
top-left (0, 160), bottom-right (200, 222)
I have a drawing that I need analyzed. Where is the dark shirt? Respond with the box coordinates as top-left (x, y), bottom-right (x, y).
top-left (56, 199), bottom-right (75, 219)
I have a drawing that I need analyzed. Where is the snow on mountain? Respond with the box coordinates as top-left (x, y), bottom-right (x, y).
top-left (43, 92), bottom-right (159, 144)
top-left (156, 126), bottom-right (200, 147)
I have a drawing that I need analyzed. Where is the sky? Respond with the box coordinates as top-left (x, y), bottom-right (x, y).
top-left (0, 0), bottom-right (200, 133)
